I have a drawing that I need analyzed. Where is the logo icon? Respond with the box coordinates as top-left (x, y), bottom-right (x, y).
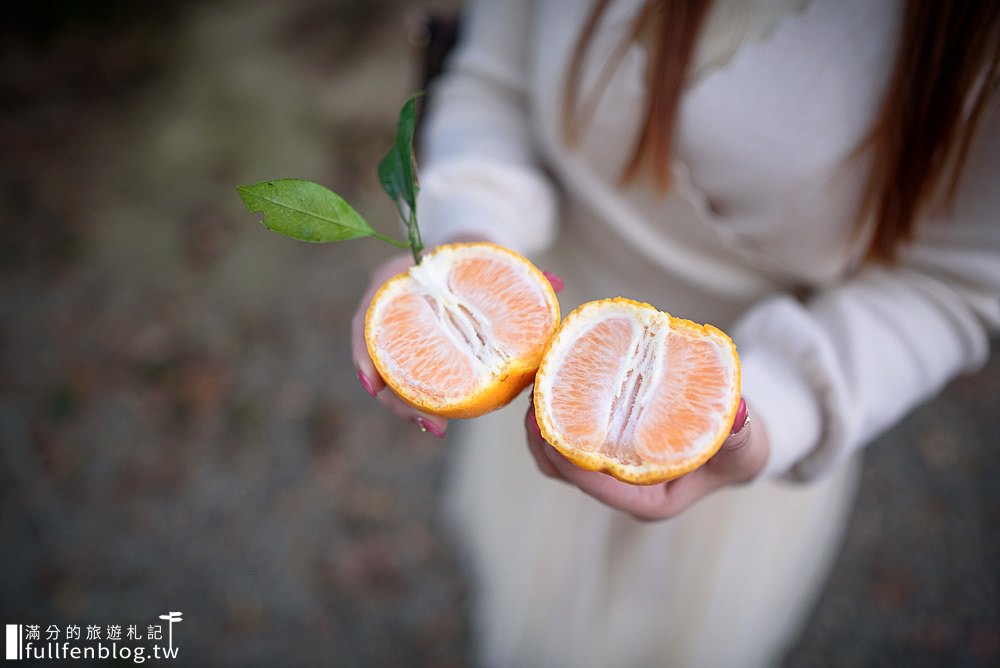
top-left (157, 612), bottom-right (183, 659)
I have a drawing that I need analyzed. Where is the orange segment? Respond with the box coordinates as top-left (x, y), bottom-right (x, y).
top-left (365, 242), bottom-right (560, 419)
top-left (546, 316), bottom-right (635, 453)
top-left (533, 298), bottom-right (740, 484)
top-left (376, 291), bottom-right (477, 402)
top-left (449, 257), bottom-right (557, 359)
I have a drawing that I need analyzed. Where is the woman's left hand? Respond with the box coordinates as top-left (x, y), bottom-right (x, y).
top-left (524, 398), bottom-right (770, 521)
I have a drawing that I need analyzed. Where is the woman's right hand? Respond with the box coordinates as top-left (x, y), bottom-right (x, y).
top-left (524, 398), bottom-right (768, 521)
top-left (350, 253), bottom-right (449, 438)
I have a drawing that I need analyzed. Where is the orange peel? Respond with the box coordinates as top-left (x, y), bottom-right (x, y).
top-left (365, 242), bottom-right (560, 419)
top-left (533, 298), bottom-right (740, 484)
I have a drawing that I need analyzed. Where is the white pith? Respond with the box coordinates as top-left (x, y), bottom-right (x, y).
top-left (601, 311), bottom-right (666, 463)
top-left (408, 256), bottom-right (509, 372)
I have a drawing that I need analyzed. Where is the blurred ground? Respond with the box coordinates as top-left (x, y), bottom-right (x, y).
top-left (0, 2), bottom-right (997, 666)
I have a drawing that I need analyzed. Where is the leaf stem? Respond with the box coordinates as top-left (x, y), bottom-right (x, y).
top-left (407, 211), bottom-right (423, 264)
top-left (371, 229), bottom-right (411, 250)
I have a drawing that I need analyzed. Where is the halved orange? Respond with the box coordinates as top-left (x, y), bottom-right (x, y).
top-left (533, 298), bottom-right (740, 484)
top-left (365, 242), bottom-right (560, 419)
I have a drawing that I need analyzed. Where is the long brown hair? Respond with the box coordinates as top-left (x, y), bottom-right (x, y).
top-left (564, 0), bottom-right (1000, 263)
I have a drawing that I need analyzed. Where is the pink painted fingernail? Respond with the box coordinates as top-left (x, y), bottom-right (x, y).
top-left (358, 370), bottom-right (377, 397)
top-left (416, 417), bottom-right (446, 439)
top-left (731, 398), bottom-right (748, 434)
top-left (543, 271), bottom-right (564, 293)
top-left (528, 410), bottom-right (542, 439)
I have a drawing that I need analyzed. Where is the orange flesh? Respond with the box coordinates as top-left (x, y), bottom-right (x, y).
top-left (366, 243), bottom-right (560, 417)
top-left (636, 335), bottom-right (728, 463)
top-left (537, 299), bottom-right (739, 480)
top-left (377, 291), bottom-right (478, 401)
top-left (548, 317), bottom-right (634, 455)
top-left (448, 257), bottom-right (555, 359)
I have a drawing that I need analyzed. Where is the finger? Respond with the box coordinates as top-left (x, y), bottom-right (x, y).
top-left (525, 405), bottom-right (565, 480)
top-left (542, 270), bottom-right (565, 293)
top-left (351, 304), bottom-right (386, 396)
top-left (625, 401), bottom-right (761, 517)
top-left (414, 414), bottom-right (447, 439)
top-left (540, 444), bottom-right (689, 520)
top-left (351, 254), bottom-right (415, 397)
top-left (724, 397), bottom-right (751, 451)
top-left (706, 399), bottom-right (767, 483)
top-left (649, 471), bottom-right (724, 519)
top-left (375, 389), bottom-right (448, 438)
top-left (349, 253), bottom-right (449, 438)
top-left (534, 399), bottom-right (765, 520)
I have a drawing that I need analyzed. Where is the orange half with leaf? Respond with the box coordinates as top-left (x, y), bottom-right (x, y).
top-left (366, 242), bottom-right (560, 419)
top-left (533, 298), bottom-right (740, 484)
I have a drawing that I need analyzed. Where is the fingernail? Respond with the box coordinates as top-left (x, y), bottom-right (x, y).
top-left (358, 370), bottom-right (377, 397)
top-left (416, 417), bottom-right (446, 439)
top-left (543, 271), bottom-right (564, 293)
top-left (528, 410), bottom-right (542, 439)
top-left (731, 398), bottom-right (748, 434)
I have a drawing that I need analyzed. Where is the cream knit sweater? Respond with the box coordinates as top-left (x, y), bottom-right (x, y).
top-left (417, 0), bottom-right (1000, 480)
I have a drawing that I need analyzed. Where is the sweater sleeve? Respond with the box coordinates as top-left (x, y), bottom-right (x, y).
top-left (415, 0), bottom-right (558, 255)
top-left (734, 101), bottom-right (1000, 481)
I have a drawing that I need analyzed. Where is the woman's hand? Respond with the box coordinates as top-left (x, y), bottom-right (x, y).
top-left (525, 398), bottom-right (769, 521)
top-left (351, 252), bottom-right (449, 438)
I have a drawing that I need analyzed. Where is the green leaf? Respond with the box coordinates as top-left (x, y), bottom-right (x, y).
top-left (377, 92), bottom-right (425, 263)
top-left (236, 178), bottom-right (406, 247)
top-left (236, 94), bottom-right (426, 259)
top-left (377, 144), bottom-right (407, 219)
top-left (396, 92), bottom-right (423, 210)
top-left (377, 93), bottom-right (422, 214)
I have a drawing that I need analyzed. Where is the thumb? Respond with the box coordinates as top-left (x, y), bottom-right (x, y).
top-left (705, 397), bottom-right (768, 484)
top-left (722, 397), bottom-right (751, 452)
top-left (542, 271), bottom-right (564, 293)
